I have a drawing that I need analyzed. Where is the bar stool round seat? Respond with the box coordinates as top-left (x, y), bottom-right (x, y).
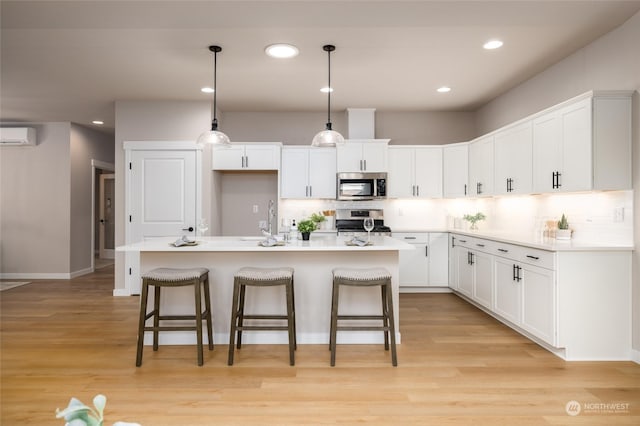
top-left (136, 267), bottom-right (213, 367)
top-left (330, 267), bottom-right (397, 366)
top-left (228, 267), bottom-right (296, 366)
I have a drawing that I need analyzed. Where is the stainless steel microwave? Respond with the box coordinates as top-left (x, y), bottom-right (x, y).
top-left (336, 172), bottom-right (387, 200)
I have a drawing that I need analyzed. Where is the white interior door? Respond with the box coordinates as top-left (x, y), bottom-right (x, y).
top-left (99, 173), bottom-right (115, 259)
top-left (129, 150), bottom-right (197, 242)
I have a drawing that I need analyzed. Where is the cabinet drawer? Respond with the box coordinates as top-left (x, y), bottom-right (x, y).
top-left (393, 232), bottom-right (428, 244)
top-left (492, 242), bottom-right (555, 269)
top-left (452, 235), bottom-right (494, 252)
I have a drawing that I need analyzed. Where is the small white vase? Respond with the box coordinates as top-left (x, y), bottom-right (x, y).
top-left (556, 229), bottom-right (572, 240)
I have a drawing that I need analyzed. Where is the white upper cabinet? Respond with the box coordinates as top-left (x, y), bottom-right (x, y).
top-left (280, 147), bottom-right (336, 199)
top-left (336, 139), bottom-right (389, 172)
top-left (468, 135), bottom-right (494, 197)
top-left (387, 146), bottom-right (442, 198)
top-left (212, 143), bottom-right (281, 170)
top-left (443, 143), bottom-right (469, 198)
top-left (494, 120), bottom-right (533, 195)
top-left (532, 92), bottom-right (632, 193)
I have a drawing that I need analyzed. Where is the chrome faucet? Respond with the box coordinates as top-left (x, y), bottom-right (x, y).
top-left (268, 199), bottom-right (275, 235)
top-left (261, 200), bottom-right (276, 236)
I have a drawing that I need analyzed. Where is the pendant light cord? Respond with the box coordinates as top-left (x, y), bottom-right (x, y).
top-left (213, 49), bottom-right (218, 128)
top-left (209, 45), bottom-right (222, 131)
top-left (327, 48), bottom-right (331, 128)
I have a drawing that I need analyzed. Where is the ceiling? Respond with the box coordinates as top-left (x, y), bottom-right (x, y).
top-left (2, 1), bottom-right (640, 134)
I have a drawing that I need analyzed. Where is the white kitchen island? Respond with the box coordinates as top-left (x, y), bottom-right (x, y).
top-left (117, 235), bottom-right (413, 346)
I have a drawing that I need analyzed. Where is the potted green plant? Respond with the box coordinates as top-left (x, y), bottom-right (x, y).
top-left (463, 212), bottom-right (486, 230)
top-left (310, 212), bottom-right (326, 229)
top-left (556, 214), bottom-right (572, 240)
top-left (297, 219), bottom-right (316, 241)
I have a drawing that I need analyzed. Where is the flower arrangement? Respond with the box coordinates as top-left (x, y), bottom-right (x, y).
top-left (463, 212), bottom-right (486, 230)
top-left (56, 394), bottom-right (139, 426)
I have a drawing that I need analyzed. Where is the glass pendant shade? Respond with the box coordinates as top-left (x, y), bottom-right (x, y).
top-left (312, 44), bottom-right (344, 147)
top-left (198, 45), bottom-right (231, 146)
top-left (197, 129), bottom-right (231, 145)
top-left (312, 127), bottom-right (345, 147)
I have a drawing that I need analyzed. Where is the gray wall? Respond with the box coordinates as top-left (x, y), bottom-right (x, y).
top-left (0, 122), bottom-right (115, 277)
top-left (221, 110), bottom-right (476, 146)
top-left (1, 122), bottom-right (71, 275)
top-left (70, 124), bottom-right (114, 273)
top-left (113, 100), bottom-right (211, 291)
top-left (475, 11), bottom-right (640, 353)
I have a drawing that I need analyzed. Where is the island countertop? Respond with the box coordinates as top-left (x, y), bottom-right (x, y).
top-left (117, 235), bottom-right (415, 252)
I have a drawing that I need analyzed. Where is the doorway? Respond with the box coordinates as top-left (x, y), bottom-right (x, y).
top-left (92, 160), bottom-right (115, 270)
top-left (99, 173), bottom-right (115, 259)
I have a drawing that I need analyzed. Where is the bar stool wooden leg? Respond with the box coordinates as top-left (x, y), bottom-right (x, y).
top-left (386, 281), bottom-right (398, 367)
top-left (236, 283), bottom-right (247, 349)
top-left (286, 281), bottom-right (295, 366)
top-left (228, 279), bottom-right (241, 366)
top-left (203, 277), bottom-right (214, 350)
top-left (194, 277), bottom-right (204, 366)
top-left (136, 280), bottom-right (150, 367)
top-left (330, 281), bottom-right (340, 367)
top-left (381, 285), bottom-right (389, 350)
top-left (152, 286), bottom-right (161, 351)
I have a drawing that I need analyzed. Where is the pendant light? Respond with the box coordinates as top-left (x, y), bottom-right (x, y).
top-left (197, 45), bottom-right (231, 145)
top-left (311, 44), bottom-right (345, 147)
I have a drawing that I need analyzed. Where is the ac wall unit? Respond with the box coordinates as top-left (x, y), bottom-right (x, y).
top-left (0, 127), bottom-right (37, 146)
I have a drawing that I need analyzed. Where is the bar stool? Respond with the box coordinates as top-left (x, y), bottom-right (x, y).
top-left (136, 267), bottom-right (213, 367)
top-left (330, 267), bottom-right (397, 366)
top-left (228, 267), bottom-right (296, 366)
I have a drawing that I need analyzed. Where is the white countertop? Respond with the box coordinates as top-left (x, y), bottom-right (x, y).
top-left (447, 229), bottom-right (633, 252)
top-left (117, 235), bottom-right (415, 253)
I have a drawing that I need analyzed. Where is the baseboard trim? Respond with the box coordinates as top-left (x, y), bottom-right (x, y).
top-left (400, 286), bottom-right (453, 294)
top-left (113, 289), bottom-right (131, 297)
top-left (0, 272), bottom-right (72, 280)
top-left (70, 267), bottom-right (94, 279)
top-left (631, 349), bottom-right (640, 364)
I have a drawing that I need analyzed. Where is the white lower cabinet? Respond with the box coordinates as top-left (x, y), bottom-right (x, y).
top-left (452, 234), bottom-right (557, 347)
top-left (450, 233), bottom-right (632, 360)
top-left (394, 232), bottom-right (449, 289)
top-left (520, 264), bottom-right (556, 345)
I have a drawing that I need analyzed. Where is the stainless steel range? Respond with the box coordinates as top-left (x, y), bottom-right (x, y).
top-left (335, 208), bottom-right (392, 237)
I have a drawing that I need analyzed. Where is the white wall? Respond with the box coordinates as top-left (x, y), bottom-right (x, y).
top-left (474, 11), bottom-right (640, 353)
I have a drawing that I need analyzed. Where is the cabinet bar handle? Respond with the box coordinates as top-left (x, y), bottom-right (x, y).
top-left (517, 265), bottom-right (522, 282)
top-left (526, 255), bottom-right (540, 260)
top-left (309, 186), bottom-right (312, 197)
top-left (513, 264), bottom-right (517, 281)
top-left (364, 159), bottom-right (367, 170)
top-left (459, 239), bottom-right (467, 243)
top-left (416, 185), bottom-right (420, 196)
top-left (498, 248), bottom-right (509, 253)
top-left (404, 236), bottom-right (417, 240)
top-left (425, 246), bottom-right (428, 257)
top-left (476, 243), bottom-right (485, 248)
top-left (464, 184), bottom-right (467, 196)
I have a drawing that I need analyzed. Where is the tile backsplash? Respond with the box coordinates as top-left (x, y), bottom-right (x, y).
top-left (279, 190), bottom-right (633, 245)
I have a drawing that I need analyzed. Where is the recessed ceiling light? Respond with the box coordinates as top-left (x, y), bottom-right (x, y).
top-left (92, 120), bottom-right (104, 125)
top-left (320, 87), bottom-right (333, 93)
top-left (483, 39), bottom-right (504, 50)
top-left (437, 86), bottom-right (451, 93)
top-left (201, 87), bottom-right (214, 93)
top-left (265, 43), bottom-right (299, 59)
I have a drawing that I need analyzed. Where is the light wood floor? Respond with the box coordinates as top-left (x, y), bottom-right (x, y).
top-left (1, 266), bottom-right (638, 425)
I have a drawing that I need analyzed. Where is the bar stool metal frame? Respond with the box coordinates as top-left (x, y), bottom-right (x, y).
top-left (228, 267), bottom-right (296, 366)
top-left (136, 267), bottom-right (214, 367)
top-left (329, 267), bottom-right (397, 366)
